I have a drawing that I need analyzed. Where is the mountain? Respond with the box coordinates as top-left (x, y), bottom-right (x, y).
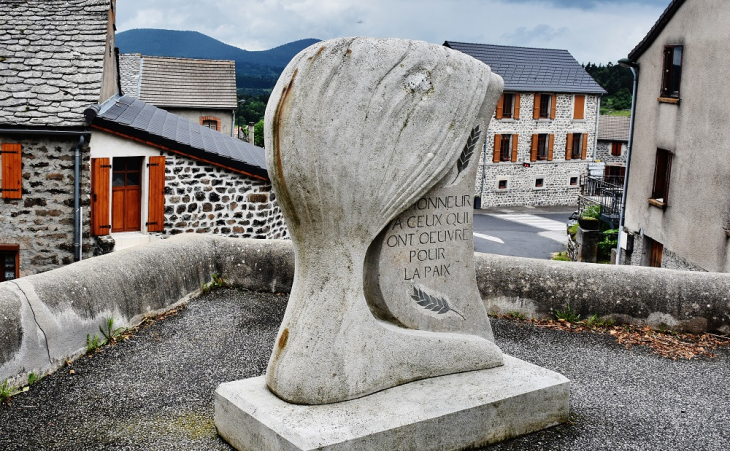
top-left (116, 29), bottom-right (319, 92)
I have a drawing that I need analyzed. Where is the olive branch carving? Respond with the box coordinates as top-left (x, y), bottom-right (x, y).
top-left (410, 286), bottom-right (465, 320)
top-left (451, 125), bottom-right (481, 184)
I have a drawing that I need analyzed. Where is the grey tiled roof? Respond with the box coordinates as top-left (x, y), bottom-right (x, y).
top-left (0, 0), bottom-right (111, 127)
top-left (598, 115), bottom-right (631, 141)
top-left (119, 55), bottom-right (237, 109)
top-left (85, 96), bottom-right (267, 178)
top-left (444, 41), bottom-right (606, 95)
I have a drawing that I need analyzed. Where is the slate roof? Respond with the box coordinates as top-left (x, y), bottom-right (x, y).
top-left (119, 55), bottom-right (238, 109)
top-left (444, 41), bottom-right (606, 95)
top-left (628, 0), bottom-right (686, 61)
top-left (598, 115), bottom-right (631, 142)
top-left (0, 0), bottom-right (111, 127)
top-left (85, 96), bottom-right (268, 179)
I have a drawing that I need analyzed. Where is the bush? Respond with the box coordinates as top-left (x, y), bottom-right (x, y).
top-left (597, 229), bottom-right (619, 262)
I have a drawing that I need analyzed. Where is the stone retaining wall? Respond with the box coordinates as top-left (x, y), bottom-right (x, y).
top-left (2, 236), bottom-right (728, 386)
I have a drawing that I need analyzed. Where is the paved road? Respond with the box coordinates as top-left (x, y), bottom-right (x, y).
top-left (1, 289), bottom-right (728, 450)
top-left (473, 206), bottom-right (575, 259)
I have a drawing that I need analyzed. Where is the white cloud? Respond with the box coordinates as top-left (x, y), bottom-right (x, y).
top-left (115, 0), bottom-right (666, 63)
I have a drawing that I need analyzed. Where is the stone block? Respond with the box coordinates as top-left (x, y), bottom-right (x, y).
top-left (215, 355), bottom-right (569, 451)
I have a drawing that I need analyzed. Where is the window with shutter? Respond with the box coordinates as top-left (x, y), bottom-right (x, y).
top-left (650, 148), bottom-right (672, 207)
top-left (574, 95), bottom-right (585, 120)
top-left (112, 157), bottom-right (143, 232)
top-left (500, 135), bottom-right (512, 162)
top-left (147, 156), bottom-right (166, 232)
top-left (1, 143), bottom-right (22, 199)
top-left (611, 142), bottom-right (622, 156)
top-left (91, 158), bottom-right (112, 236)
top-left (510, 134), bottom-right (519, 162)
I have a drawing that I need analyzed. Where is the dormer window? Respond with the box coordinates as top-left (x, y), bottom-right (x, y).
top-left (496, 93), bottom-right (520, 120)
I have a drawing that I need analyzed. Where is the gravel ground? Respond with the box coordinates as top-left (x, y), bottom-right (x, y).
top-left (1, 288), bottom-right (728, 450)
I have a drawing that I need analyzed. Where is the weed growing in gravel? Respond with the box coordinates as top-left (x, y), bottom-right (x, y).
top-left (555, 304), bottom-right (581, 323)
top-left (552, 251), bottom-right (571, 262)
top-left (27, 372), bottom-right (44, 386)
top-left (202, 273), bottom-right (226, 293)
top-left (100, 318), bottom-right (126, 344)
top-left (86, 334), bottom-right (104, 352)
top-left (0, 379), bottom-right (25, 403)
top-left (585, 314), bottom-right (615, 328)
top-left (506, 311), bottom-right (526, 320)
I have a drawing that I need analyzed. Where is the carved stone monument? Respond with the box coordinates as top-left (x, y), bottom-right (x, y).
top-left (215, 37), bottom-right (569, 451)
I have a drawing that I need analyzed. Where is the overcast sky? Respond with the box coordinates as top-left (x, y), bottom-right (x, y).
top-left (116, 0), bottom-right (669, 64)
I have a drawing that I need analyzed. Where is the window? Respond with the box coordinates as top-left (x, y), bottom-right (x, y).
top-left (0, 244), bottom-right (19, 282)
top-left (533, 94), bottom-right (556, 119)
top-left (604, 165), bottom-right (626, 184)
top-left (611, 142), bottom-right (622, 156)
top-left (569, 176), bottom-right (578, 186)
top-left (1, 143), bottom-right (22, 200)
top-left (498, 179), bottom-right (508, 190)
top-left (496, 93), bottom-right (520, 120)
top-left (574, 95), bottom-right (586, 120)
top-left (535, 177), bottom-right (544, 188)
top-left (112, 157), bottom-right (143, 232)
top-left (650, 148), bottom-right (672, 207)
top-left (661, 45), bottom-right (683, 99)
top-left (531, 133), bottom-right (554, 161)
top-left (565, 133), bottom-right (588, 160)
top-left (199, 116), bottom-right (221, 131)
top-left (492, 134), bottom-right (518, 163)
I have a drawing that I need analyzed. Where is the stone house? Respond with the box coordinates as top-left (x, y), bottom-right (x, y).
top-left (444, 42), bottom-right (606, 208)
top-left (0, 0), bottom-right (119, 280)
top-left (119, 54), bottom-right (238, 136)
top-left (0, 0), bottom-right (283, 279)
top-left (84, 95), bottom-right (285, 251)
top-left (619, 0), bottom-right (730, 272)
top-left (595, 115), bottom-right (630, 182)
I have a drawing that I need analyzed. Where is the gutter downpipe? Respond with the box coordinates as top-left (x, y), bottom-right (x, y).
top-left (615, 60), bottom-right (639, 265)
top-left (0, 128), bottom-right (88, 262)
top-left (73, 135), bottom-right (85, 262)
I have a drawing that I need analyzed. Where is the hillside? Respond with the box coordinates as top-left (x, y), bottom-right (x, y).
top-left (116, 29), bottom-right (319, 92)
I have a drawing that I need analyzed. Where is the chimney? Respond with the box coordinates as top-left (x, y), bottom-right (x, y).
top-left (248, 122), bottom-right (255, 145)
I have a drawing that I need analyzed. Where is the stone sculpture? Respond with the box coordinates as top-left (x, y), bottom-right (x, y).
top-left (264, 37), bottom-right (504, 405)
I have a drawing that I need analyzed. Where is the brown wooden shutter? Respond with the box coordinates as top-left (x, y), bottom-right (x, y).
top-left (147, 156), bottom-right (166, 232)
top-left (548, 134), bottom-right (555, 161)
top-left (495, 95), bottom-right (504, 119)
top-left (574, 95), bottom-right (585, 120)
top-left (533, 94), bottom-right (541, 119)
top-left (493, 134), bottom-right (501, 163)
top-left (530, 134), bottom-right (538, 162)
top-left (1, 143), bottom-right (22, 199)
top-left (581, 134), bottom-right (588, 160)
top-left (565, 134), bottom-right (573, 160)
top-left (550, 94), bottom-right (557, 119)
top-left (513, 94), bottom-right (520, 119)
top-left (91, 158), bottom-right (111, 236)
top-left (511, 134), bottom-right (519, 162)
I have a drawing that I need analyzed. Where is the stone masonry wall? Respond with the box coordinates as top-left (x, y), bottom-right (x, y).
top-left (476, 94), bottom-right (599, 207)
top-left (620, 231), bottom-right (706, 272)
top-left (595, 140), bottom-right (626, 166)
top-left (156, 152), bottom-right (288, 240)
top-left (0, 135), bottom-right (94, 278)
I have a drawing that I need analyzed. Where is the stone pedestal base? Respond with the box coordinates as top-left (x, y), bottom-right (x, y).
top-left (214, 355), bottom-right (569, 451)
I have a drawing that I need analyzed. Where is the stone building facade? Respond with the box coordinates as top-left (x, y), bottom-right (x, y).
top-left (476, 93), bottom-right (600, 207)
top-left (444, 42), bottom-right (606, 208)
top-left (594, 115), bottom-right (630, 181)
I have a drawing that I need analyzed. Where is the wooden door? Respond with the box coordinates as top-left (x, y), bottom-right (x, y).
top-left (111, 157), bottom-right (143, 232)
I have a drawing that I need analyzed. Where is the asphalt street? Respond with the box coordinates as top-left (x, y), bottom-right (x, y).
top-left (1, 288), bottom-right (728, 450)
top-left (473, 205), bottom-right (575, 259)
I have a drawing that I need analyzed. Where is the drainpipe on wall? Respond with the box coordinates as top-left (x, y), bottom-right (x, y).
top-left (231, 109), bottom-right (236, 138)
top-left (615, 59), bottom-right (639, 265)
top-left (73, 135), bottom-right (85, 262)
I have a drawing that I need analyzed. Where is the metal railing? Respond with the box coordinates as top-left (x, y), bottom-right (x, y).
top-left (577, 176), bottom-right (624, 229)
